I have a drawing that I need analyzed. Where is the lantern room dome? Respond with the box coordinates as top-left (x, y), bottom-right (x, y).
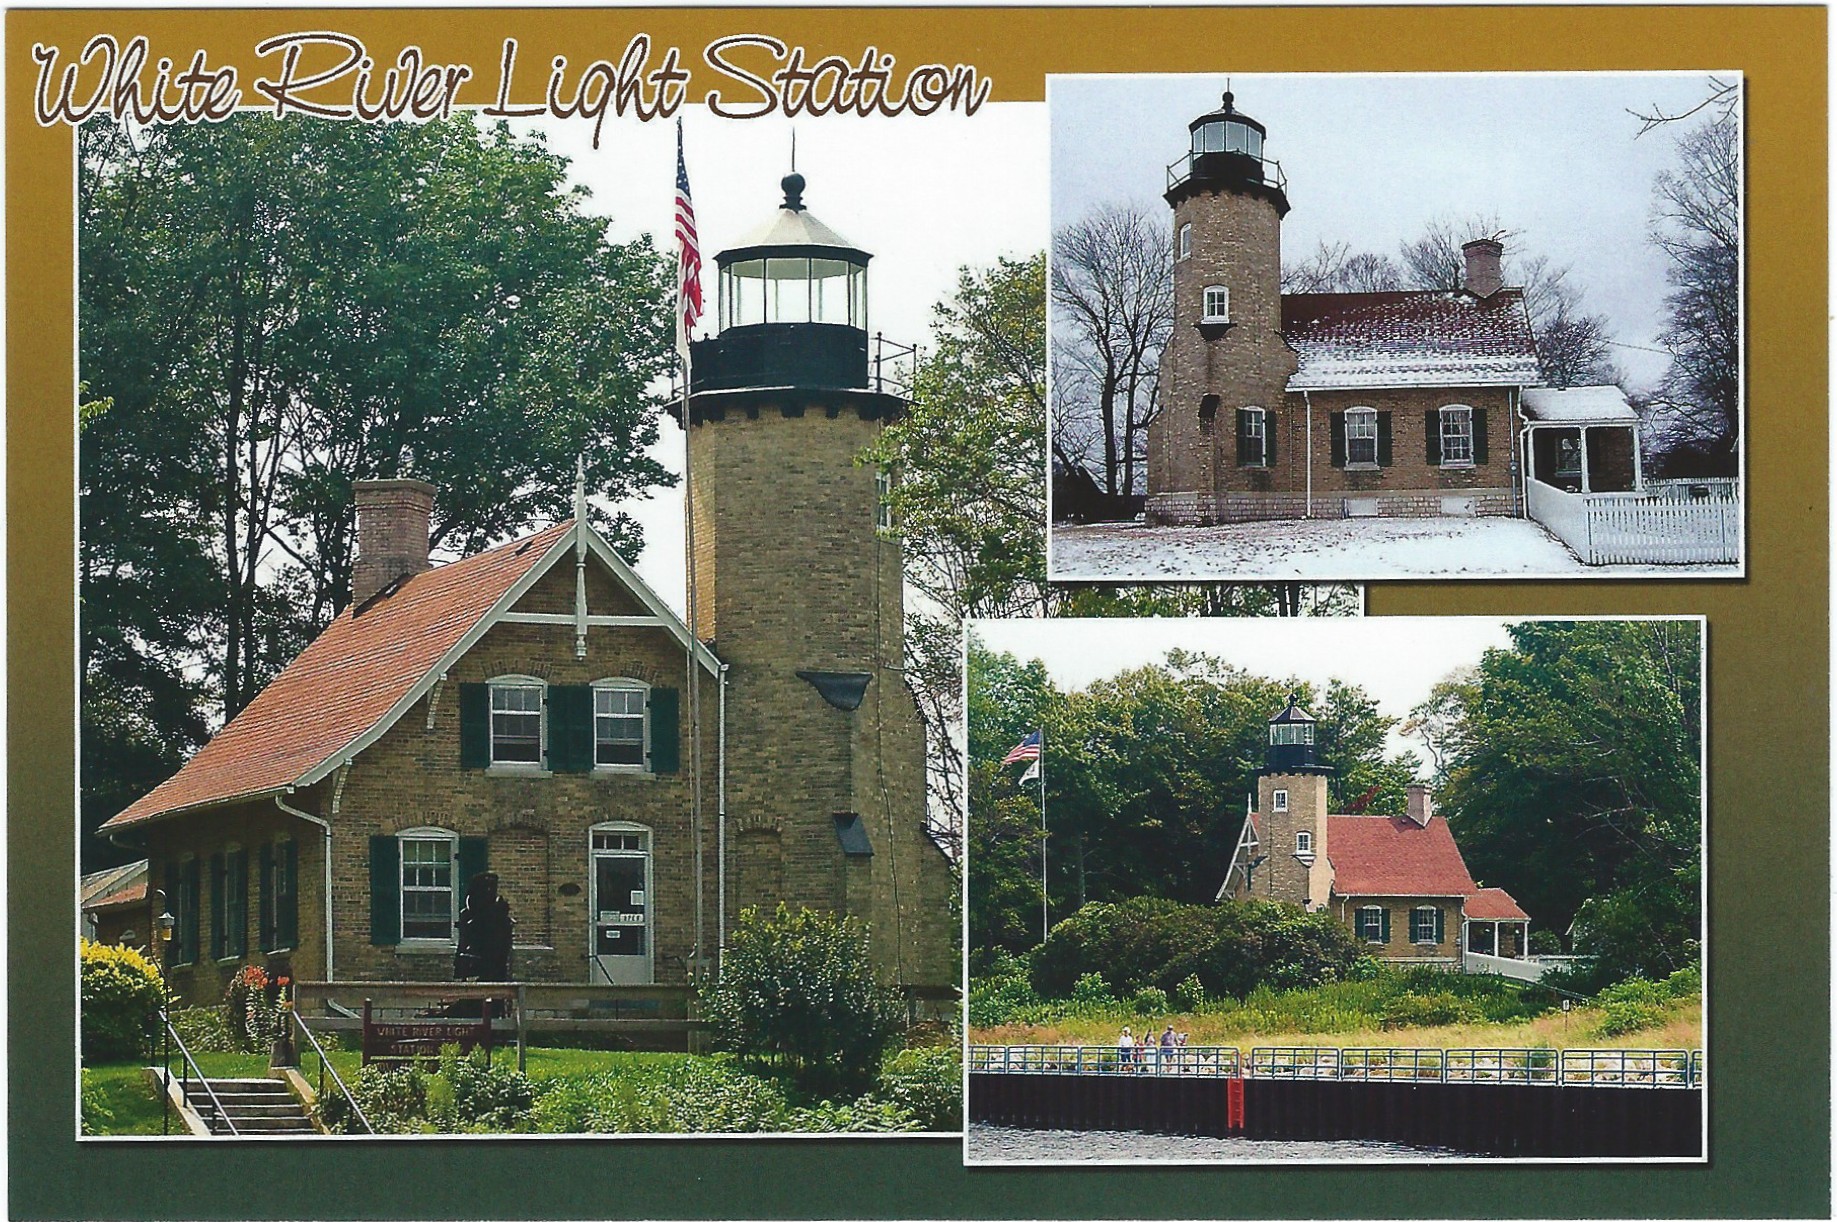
top-left (1166, 89), bottom-right (1288, 214)
top-left (1265, 696), bottom-right (1326, 773)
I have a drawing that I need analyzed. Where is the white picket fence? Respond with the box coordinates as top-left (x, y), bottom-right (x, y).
top-left (1526, 479), bottom-right (1740, 566)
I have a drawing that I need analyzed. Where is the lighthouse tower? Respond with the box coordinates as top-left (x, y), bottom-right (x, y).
top-left (1255, 697), bottom-right (1334, 911)
top-left (1146, 91), bottom-right (1300, 525)
top-left (681, 172), bottom-right (953, 994)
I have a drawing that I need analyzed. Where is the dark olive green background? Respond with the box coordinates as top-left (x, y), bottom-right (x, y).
top-left (8, 6), bottom-right (1825, 1218)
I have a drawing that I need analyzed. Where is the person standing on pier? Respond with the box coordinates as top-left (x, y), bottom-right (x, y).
top-left (1118, 1025), bottom-right (1134, 1071)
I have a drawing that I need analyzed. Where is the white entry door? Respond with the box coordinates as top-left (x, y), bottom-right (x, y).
top-left (590, 824), bottom-right (653, 985)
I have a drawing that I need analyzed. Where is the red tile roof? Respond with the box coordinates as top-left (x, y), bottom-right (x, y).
top-left (1326, 814), bottom-right (1479, 897)
top-left (1282, 289), bottom-right (1540, 390)
top-left (1465, 886), bottom-right (1530, 921)
top-left (100, 521), bottom-right (576, 832)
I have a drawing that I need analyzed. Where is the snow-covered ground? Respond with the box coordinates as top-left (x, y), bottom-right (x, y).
top-left (1049, 516), bottom-right (1742, 581)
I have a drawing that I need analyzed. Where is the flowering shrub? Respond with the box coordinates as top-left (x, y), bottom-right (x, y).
top-left (223, 965), bottom-right (286, 1050)
top-left (80, 939), bottom-right (164, 1062)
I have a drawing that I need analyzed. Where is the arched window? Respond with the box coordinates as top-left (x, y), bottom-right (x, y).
top-left (398, 827), bottom-right (459, 942)
top-left (488, 675), bottom-right (546, 766)
top-left (1345, 406), bottom-right (1379, 466)
top-left (1356, 906), bottom-right (1388, 944)
top-left (1177, 223), bottom-right (1193, 261)
top-left (1439, 405), bottom-right (1475, 465)
top-left (1202, 284), bottom-right (1230, 323)
top-left (592, 678), bottom-right (650, 770)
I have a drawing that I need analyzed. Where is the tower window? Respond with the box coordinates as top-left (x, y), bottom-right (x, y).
top-left (875, 468), bottom-right (894, 530)
top-left (1294, 830), bottom-right (1310, 855)
top-left (1345, 407), bottom-right (1379, 466)
top-left (1440, 406), bottom-right (1474, 465)
top-left (1273, 788), bottom-right (1288, 812)
top-left (1178, 223), bottom-right (1193, 261)
top-left (1202, 285), bottom-right (1230, 323)
top-left (1238, 406), bottom-right (1267, 467)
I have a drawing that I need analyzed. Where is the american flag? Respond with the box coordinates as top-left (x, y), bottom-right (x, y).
top-left (1001, 730), bottom-right (1042, 767)
top-left (674, 119), bottom-right (702, 359)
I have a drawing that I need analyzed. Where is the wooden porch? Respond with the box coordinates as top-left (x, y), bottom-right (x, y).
top-left (294, 980), bottom-right (710, 1053)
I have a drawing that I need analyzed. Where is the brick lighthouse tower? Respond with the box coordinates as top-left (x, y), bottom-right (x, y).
top-left (680, 171), bottom-right (954, 998)
top-left (1146, 91), bottom-right (1300, 525)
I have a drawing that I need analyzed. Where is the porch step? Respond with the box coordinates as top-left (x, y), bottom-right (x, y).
top-left (180, 1078), bottom-right (318, 1135)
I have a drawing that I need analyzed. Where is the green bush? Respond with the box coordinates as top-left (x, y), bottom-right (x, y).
top-left (786, 1097), bottom-right (921, 1132)
top-left (967, 972), bottom-right (1040, 1027)
top-left (1528, 929), bottom-right (1564, 956)
top-left (165, 1006), bottom-right (235, 1053)
top-left (1378, 991), bottom-right (1478, 1030)
top-left (1589, 976), bottom-right (1673, 1038)
top-left (876, 1045), bottom-right (962, 1132)
top-left (1069, 972), bottom-right (1112, 1007)
top-left (1664, 964), bottom-right (1702, 999)
top-left (1030, 897), bottom-right (1365, 1001)
top-left (435, 1047), bottom-right (537, 1131)
top-left (1173, 974), bottom-right (1206, 1012)
top-left (1131, 986), bottom-right (1169, 1016)
top-left (79, 1071), bottom-right (114, 1136)
top-left (80, 940), bottom-right (165, 1062)
top-left (700, 904), bottom-right (902, 1095)
top-left (525, 1056), bottom-right (791, 1134)
top-left (322, 1064), bottom-right (434, 1134)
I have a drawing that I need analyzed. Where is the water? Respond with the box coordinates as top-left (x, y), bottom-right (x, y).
top-left (967, 1122), bottom-right (1465, 1163)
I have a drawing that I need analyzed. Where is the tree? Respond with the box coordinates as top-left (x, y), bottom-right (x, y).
top-left (1051, 204), bottom-right (1174, 497)
top-left (866, 255), bottom-right (1049, 849)
top-left (964, 637), bottom-right (1057, 954)
top-left (80, 115), bottom-right (674, 841)
top-left (1282, 240), bottom-right (1404, 293)
top-left (1647, 109), bottom-right (1741, 472)
top-left (1418, 621), bottom-right (1701, 980)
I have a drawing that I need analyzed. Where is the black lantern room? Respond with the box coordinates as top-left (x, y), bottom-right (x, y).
top-left (1265, 696), bottom-right (1326, 773)
top-left (690, 173), bottom-right (874, 395)
top-left (1166, 91), bottom-right (1289, 214)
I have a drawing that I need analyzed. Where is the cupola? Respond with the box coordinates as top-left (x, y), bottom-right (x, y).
top-left (691, 172), bottom-right (873, 394)
top-left (1166, 90), bottom-right (1289, 215)
top-left (1266, 696), bottom-right (1322, 772)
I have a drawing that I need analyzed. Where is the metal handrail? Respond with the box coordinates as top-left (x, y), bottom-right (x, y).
top-left (158, 1009), bottom-right (239, 1135)
top-left (292, 1009), bottom-right (374, 1135)
top-left (970, 1044), bottom-right (1702, 1089)
top-left (1165, 151), bottom-right (1287, 193)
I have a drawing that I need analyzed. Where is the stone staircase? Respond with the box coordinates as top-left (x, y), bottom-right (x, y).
top-left (181, 1077), bottom-right (318, 1136)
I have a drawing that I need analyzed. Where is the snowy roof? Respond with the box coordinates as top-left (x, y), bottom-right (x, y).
top-left (1520, 385), bottom-right (1638, 423)
top-left (1282, 290), bottom-right (1541, 391)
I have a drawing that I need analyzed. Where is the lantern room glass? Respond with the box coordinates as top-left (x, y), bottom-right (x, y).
top-left (721, 257), bottom-right (867, 331)
top-left (1192, 119), bottom-right (1263, 160)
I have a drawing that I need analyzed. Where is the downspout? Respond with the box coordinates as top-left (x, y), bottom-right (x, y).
top-left (717, 661), bottom-right (729, 974)
top-left (1303, 390), bottom-right (1313, 518)
top-left (276, 773), bottom-right (341, 983)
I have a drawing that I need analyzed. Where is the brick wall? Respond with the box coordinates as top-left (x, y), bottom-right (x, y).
top-left (1336, 896), bottom-right (1464, 962)
top-left (1253, 771), bottom-right (1331, 909)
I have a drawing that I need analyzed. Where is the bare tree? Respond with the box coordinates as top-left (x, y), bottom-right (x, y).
top-left (1648, 111), bottom-right (1740, 471)
top-left (1283, 239), bottom-right (1404, 293)
top-left (1630, 76), bottom-right (1740, 138)
top-left (1051, 204), bottom-right (1174, 497)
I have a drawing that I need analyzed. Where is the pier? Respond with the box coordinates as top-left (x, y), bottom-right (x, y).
top-left (968, 1045), bottom-right (1703, 1157)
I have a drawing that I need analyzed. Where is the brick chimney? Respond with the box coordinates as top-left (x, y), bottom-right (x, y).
top-left (352, 478), bottom-right (435, 606)
top-left (1405, 783), bottom-right (1435, 827)
top-left (1462, 239), bottom-right (1504, 298)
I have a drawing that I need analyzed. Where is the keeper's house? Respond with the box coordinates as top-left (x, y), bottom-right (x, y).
top-left (96, 175), bottom-right (956, 1010)
top-left (1147, 92), bottom-right (1646, 526)
top-left (1216, 700), bottom-right (1530, 966)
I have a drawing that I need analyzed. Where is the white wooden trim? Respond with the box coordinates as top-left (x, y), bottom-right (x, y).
top-left (499, 612), bottom-right (668, 627)
top-left (1214, 811), bottom-right (1260, 901)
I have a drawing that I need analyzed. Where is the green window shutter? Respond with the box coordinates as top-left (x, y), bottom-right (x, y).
top-left (458, 836), bottom-right (489, 898)
top-left (1473, 409), bottom-right (1489, 464)
top-left (369, 835), bottom-right (400, 945)
top-left (1330, 412), bottom-right (1346, 468)
top-left (258, 845), bottom-right (275, 952)
top-left (1434, 907), bottom-right (1445, 945)
top-left (1235, 409), bottom-right (1250, 466)
top-left (1377, 412), bottom-right (1393, 466)
top-left (459, 683), bottom-right (490, 769)
top-left (209, 853), bottom-right (226, 959)
top-left (650, 687), bottom-right (681, 774)
top-left (229, 851), bottom-right (248, 958)
top-left (182, 858), bottom-right (201, 965)
top-left (1264, 410), bottom-right (1276, 466)
top-left (279, 840), bottom-right (299, 950)
top-left (1425, 410), bottom-right (1442, 464)
top-left (550, 685), bottom-right (594, 773)
top-left (1379, 907), bottom-right (1391, 944)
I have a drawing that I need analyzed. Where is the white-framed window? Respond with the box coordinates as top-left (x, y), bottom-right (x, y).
top-left (1440, 406), bottom-right (1474, 465)
top-left (1241, 406), bottom-right (1266, 466)
top-left (1555, 434), bottom-right (1583, 477)
top-left (1357, 906), bottom-right (1387, 943)
top-left (593, 678), bottom-right (649, 769)
top-left (875, 468), bottom-right (893, 531)
top-left (1294, 830), bottom-right (1311, 855)
top-left (1273, 788), bottom-right (1288, 812)
top-left (1202, 284), bottom-right (1230, 323)
top-left (1346, 407), bottom-right (1378, 466)
top-left (1177, 223), bottom-right (1193, 261)
top-left (399, 828), bottom-right (458, 942)
top-left (489, 676), bottom-right (545, 765)
top-left (1411, 906), bottom-right (1441, 945)
top-left (1270, 723), bottom-right (1314, 747)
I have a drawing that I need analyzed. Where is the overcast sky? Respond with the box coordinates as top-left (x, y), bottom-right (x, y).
top-left (1050, 71), bottom-right (1736, 391)
top-left (971, 615), bottom-right (1525, 776)
top-left (525, 104), bottom-right (1048, 609)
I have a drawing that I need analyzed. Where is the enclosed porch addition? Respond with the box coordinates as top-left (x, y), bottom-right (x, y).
top-left (1520, 386), bottom-right (1739, 565)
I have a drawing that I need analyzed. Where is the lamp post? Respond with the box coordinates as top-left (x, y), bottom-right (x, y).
top-left (153, 890), bottom-right (175, 1135)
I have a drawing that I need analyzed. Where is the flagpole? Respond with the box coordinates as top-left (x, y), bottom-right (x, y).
top-left (1039, 726), bottom-right (1048, 945)
top-left (676, 117), bottom-right (706, 984)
